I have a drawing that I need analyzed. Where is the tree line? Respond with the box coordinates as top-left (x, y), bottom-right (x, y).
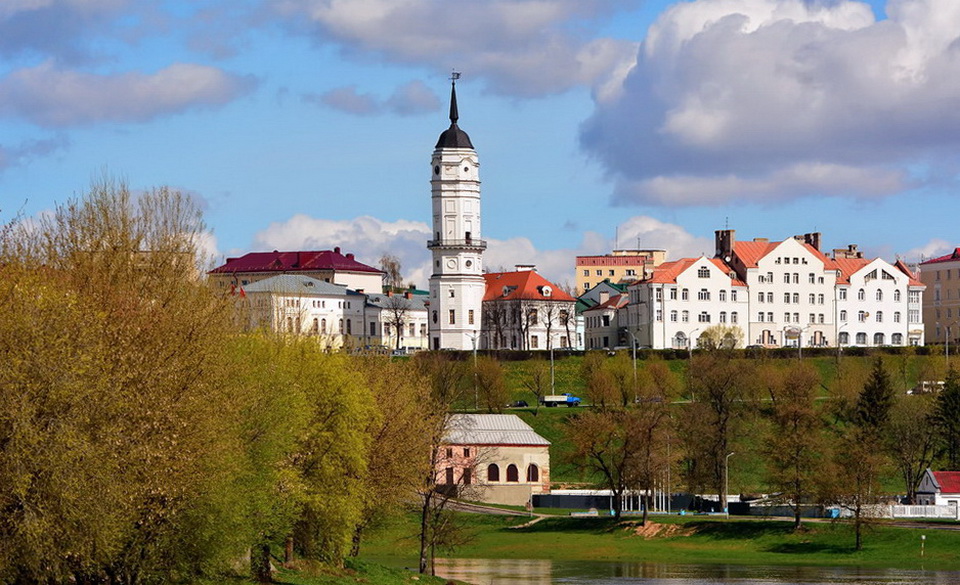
top-left (0, 182), bottom-right (468, 584)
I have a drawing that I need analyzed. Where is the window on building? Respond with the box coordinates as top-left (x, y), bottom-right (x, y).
top-left (445, 467), bottom-right (454, 485)
top-left (768, 312), bottom-right (774, 322)
top-left (858, 289), bottom-right (865, 300)
top-left (527, 464), bottom-right (539, 482)
top-left (446, 447), bottom-right (453, 458)
top-left (602, 315), bottom-right (610, 326)
top-left (609, 269), bottom-right (615, 276)
top-left (840, 310), bottom-right (847, 321)
top-left (463, 448), bottom-right (470, 457)
top-left (758, 313), bottom-right (765, 322)
top-left (583, 269), bottom-right (589, 276)
top-left (894, 290), bottom-right (901, 302)
top-left (531, 335), bottom-right (539, 349)
top-left (487, 464), bottom-right (500, 482)
top-left (793, 312), bottom-right (799, 323)
top-left (463, 467), bottom-right (472, 485)
top-left (698, 312), bottom-right (710, 323)
top-left (506, 464), bottom-right (519, 482)
top-left (584, 282), bottom-right (590, 290)
top-left (698, 266), bottom-right (710, 278)
top-left (793, 273), bottom-right (799, 284)
top-left (670, 310), bottom-right (678, 322)
top-left (818, 294), bottom-right (824, 304)
top-left (528, 308), bottom-right (538, 322)
top-left (839, 289), bottom-right (847, 300)
top-left (731, 290), bottom-right (738, 302)
top-left (910, 291), bottom-right (920, 303)
top-left (369, 321), bottom-right (375, 336)
top-left (809, 313), bottom-right (815, 324)
top-left (856, 332), bottom-right (867, 344)
top-left (767, 292), bottom-right (774, 303)
top-left (759, 292), bottom-right (765, 303)
top-left (793, 293), bottom-right (800, 304)
top-left (784, 273), bottom-right (791, 284)
top-left (809, 273), bottom-right (816, 283)
top-left (468, 309), bottom-right (474, 325)
top-left (656, 309), bottom-right (663, 322)
top-left (731, 312), bottom-right (738, 324)
top-left (874, 333), bottom-right (885, 345)
top-left (449, 309), bottom-right (456, 324)
top-left (858, 311), bottom-right (866, 322)
top-left (682, 289), bottom-right (689, 301)
top-left (719, 311), bottom-right (727, 323)
top-left (892, 333), bottom-right (903, 345)
top-left (682, 310), bottom-right (689, 322)
top-left (809, 294), bottom-right (816, 304)
top-left (410, 323), bottom-right (416, 336)
top-left (876, 311), bottom-right (883, 323)
top-left (720, 290), bottom-right (727, 302)
top-left (839, 332), bottom-right (849, 345)
top-left (909, 309), bottom-right (919, 323)
top-left (894, 312), bottom-right (901, 323)
top-left (876, 290), bottom-right (883, 301)
top-left (670, 288), bottom-right (677, 300)
top-left (784, 293), bottom-right (791, 303)
top-left (346, 319), bottom-right (352, 334)
top-left (698, 289), bottom-right (710, 301)
top-left (784, 313), bottom-right (791, 323)
top-left (339, 318), bottom-right (344, 333)
top-left (818, 314), bottom-right (825, 324)
top-left (596, 270), bottom-right (602, 276)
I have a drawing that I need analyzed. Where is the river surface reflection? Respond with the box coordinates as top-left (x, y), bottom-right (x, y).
top-left (432, 558), bottom-right (960, 585)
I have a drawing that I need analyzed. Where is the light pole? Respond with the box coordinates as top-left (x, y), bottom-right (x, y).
top-left (724, 451), bottom-right (735, 517)
top-left (798, 325), bottom-right (811, 360)
top-left (625, 329), bottom-right (639, 387)
top-left (688, 328), bottom-right (700, 365)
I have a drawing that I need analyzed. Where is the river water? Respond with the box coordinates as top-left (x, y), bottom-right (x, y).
top-left (431, 558), bottom-right (960, 585)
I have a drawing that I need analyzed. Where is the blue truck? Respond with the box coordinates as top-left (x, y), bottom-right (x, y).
top-left (541, 393), bottom-right (582, 407)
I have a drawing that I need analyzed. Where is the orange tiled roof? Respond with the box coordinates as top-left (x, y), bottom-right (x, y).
top-left (894, 259), bottom-right (925, 287)
top-left (831, 257), bottom-right (871, 285)
top-left (646, 258), bottom-right (697, 284)
top-left (483, 270), bottom-right (575, 302)
top-left (731, 240), bottom-right (780, 268)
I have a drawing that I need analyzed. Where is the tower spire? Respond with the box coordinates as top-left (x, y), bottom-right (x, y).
top-left (449, 71), bottom-right (461, 126)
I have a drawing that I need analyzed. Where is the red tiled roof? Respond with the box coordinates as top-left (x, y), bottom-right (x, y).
top-left (483, 270), bottom-right (575, 302)
top-left (646, 258), bottom-right (697, 284)
top-left (831, 257), bottom-right (871, 285)
top-left (894, 259), bottom-right (924, 287)
top-left (933, 471), bottom-right (960, 494)
top-left (209, 249), bottom-right (382, 275)
top-left (920, 248), bottom-right (960, 265)
top-left (732, 240), bottom-right (780, 268)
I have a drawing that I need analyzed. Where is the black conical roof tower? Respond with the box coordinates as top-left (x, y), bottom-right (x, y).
top-left (435, 75), bottom-right (474, 149)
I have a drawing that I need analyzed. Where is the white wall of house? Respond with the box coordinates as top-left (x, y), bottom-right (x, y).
top-left (837, 258), bottom-right (924, 347)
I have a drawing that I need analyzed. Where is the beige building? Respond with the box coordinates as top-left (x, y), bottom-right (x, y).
top-left (919, 248), bottom-right (960, 345)
top-left (575, 249), bottom-right (666, 295)
top-left (438, 414), bottom-right (550, 506)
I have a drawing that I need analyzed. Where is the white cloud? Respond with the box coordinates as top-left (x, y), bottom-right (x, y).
top-left (0, 62), bottom-right (256, 127)
top-left (900, 238), bottom-right (957, 263)
top-left (273, 0), bottom-right (639, 96)
top-left (306, 85), bottom-right (379, 115)
top-left (385, 80), bottom-right (441, 115)
top-left (581, 0), bottom-right (960, 206)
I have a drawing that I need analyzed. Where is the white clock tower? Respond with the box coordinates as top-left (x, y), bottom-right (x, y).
top-left (428, 74), bottom-right (485, 350)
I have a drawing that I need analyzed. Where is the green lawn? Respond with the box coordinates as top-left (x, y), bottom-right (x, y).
top-left (361, 511), bottom-right (960, 570)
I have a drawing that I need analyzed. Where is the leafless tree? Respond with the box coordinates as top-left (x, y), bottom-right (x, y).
top-left (383, 293), bottom-right (411, 350)
top-left (380, 253), bottom-right (403, 291)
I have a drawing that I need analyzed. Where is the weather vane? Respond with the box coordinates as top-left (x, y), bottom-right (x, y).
top-left (450, 70), bottom-right (461, 83)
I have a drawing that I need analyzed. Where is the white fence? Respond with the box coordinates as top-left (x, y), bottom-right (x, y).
top-left (874, 504), bottom-right (958, 520)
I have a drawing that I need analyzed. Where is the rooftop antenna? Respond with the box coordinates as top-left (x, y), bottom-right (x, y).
top-left (615, 226), bottom-right (620, 250)
top-left (724, 216), bottom-right (729, 230)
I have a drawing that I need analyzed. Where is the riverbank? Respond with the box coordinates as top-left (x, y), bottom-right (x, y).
top-left (204, 558), bottom-right (450, 585)
top-left (360, 512), bottom-right (960, 570)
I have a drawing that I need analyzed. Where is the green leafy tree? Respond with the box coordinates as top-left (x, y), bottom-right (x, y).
top-left (854, 357), bottom-right (896, 434)
top-left (887, 394), bottom-right (937, 503)
top-left (935, 367), bottom-right (960, 469)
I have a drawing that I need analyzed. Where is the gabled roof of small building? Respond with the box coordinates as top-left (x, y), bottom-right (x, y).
top-left (483, 270), bottom-right (575, 302)
top-left (242, 275), bottom-right (359, 296)
top-left (582, 293), bottom-right (628, 313)
top-left (932, 471), bottom-right (960, 494)
top-left (209, 249), bottom-right (382, 275)
top-left (920, 248), bottom-right (960, 265)
top-left (444, 414), bottom-right (550, 446)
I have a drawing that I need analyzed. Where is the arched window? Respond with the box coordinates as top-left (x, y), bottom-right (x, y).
top-left (874, 333), bottom-right (885, 345)
top-left (526, 464), bottom-right (540, 482)
top-left (839, 332), bottom-right (849, 345)
top-left (840, 310), bottom-right (847, 321)
top-left (876, 289), bottom-right (883, 301)
top-left (856, 332), bottom-right (867, 344)
top-left (321, 318), bottom-right (326, 333)
top-left (311, 318), bottom-right (319, 334)
top-left (506, 464), bottom-right (519, 482)
top-left (487, 464), bottom-right (500, 482)
top-left (894, 290), bottom-right (901, 302)
top-left (892, 333), bottom-right (903, 345)
top-left (858, 289), bottom-right (865, 301)
top-left (876, 311), bottom-right (883, 323)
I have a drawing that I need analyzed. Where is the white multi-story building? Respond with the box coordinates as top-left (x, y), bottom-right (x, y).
top-left (619, 230), bottom-right (924, 350)
top-left (627, 256), bottom-right (748, 350)
top-left (481, 267), bottom-right (577, 351)
top-left (582, 290), bottom-right (629, 350)
top-left (240, 275), bottom-right (366, 347)
top-left (428, 76), bottom-right (486, 350)
top-left (364, 290), bottom-right (430, 351)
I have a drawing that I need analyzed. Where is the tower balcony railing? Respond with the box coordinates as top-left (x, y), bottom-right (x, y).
top-left (427, 238), bottom-right (487, 250)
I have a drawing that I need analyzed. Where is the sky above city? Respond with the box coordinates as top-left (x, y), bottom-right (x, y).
top-left (1, 0), bottom-right (958, 288)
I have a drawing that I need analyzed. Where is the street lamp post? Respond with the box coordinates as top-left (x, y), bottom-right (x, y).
top-left (724, 451), bottom-right (735, 517)
top-left (688, 328), bottom-right (700, 365)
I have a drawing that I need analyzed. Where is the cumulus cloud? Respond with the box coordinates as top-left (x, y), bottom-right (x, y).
top-left (272, 0), bottom-right (639, 96)
top-left (580, 0), bottom-right (960, 206)
top-left (306, 85), bottom-right (380, 115)
top-left (0, 0), bottom-right (130, 63)
top-left (0, 62), bottom-right (257, 127)
top-left (900, 238), bottom-right (958, 264)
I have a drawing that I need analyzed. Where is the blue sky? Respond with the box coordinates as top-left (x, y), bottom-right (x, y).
top-left (1, 0), bottom-right (956, 287)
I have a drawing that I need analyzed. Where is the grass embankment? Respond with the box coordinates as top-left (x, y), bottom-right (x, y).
top-left (361, 512), bottom-right (960, 570)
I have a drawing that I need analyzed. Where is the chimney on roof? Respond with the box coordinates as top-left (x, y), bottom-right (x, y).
top-left (346, 253), bottom-right (354, 260)
top-left (802, 232), bottom-right (821, 251)
top-left (515, 264), bottom-right (536, 272)
top-left (833, 244), bottom-right (863, 260)
top-left (598, 290), bottom-right (610, 305)
top-left (715, 229), bottom-right (735, 259)
top-left (334, 246), bottom-right (341, 255)
top-left (356, 289), bottom-right (364, 294)
top-left (386, 290), bottom-right (393, 297)
top-left (404, 292), bottom-right (412, 299)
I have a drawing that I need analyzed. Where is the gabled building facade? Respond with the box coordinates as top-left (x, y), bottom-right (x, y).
top-left (481, 267), bottom-right (576, 351)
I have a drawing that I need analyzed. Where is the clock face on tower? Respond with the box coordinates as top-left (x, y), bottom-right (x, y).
top-left (446, 259), bottom-right (457, 270)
